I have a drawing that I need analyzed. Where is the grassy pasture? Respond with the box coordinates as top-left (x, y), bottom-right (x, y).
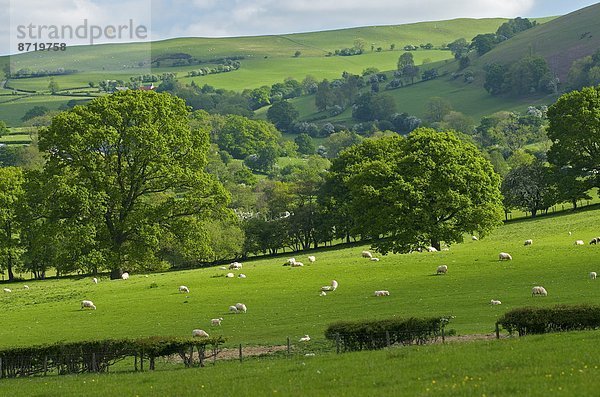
top-left (2, 207), bottom-right (600, 350)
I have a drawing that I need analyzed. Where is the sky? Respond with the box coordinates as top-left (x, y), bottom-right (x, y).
top-left (2, 0), bottom-right (599, 54)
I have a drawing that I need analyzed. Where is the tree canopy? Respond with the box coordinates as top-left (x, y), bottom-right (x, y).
top-left (328, 128), bottom-right (503, 253)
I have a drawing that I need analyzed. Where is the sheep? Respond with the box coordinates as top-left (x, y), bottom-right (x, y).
top-left (121, 272), bottom-right (129, 280)
top-left (427, 246), bottom-right (438, 252)
top-left (284, 258), bottom-right (296, 266)
top-left (229, 305), bottom-right (238, 313)
top-left (361, 250), bottom-right (373, 259)
top-left (235, 302), bottom-right (247, 313)
top-left (211, 317), bottom-right (223, 326)
top-left (192, 329), bottom-right (209, 338)
top-left (321, 285), bottom-right (332, 292)
top-left (229, 262), bottom-right (243, 270)
top-left (219, 266), bottom-right (227, 270)
top-left (92, 277), bottom-right (98, 284)
top-left (370, 257), bottom-right (380, 262)
top-left (569, 231), bottom-right (572, 236)
top-left (23, 285), bottom-right (29, 290)
top-left (226, 272), bottom-right (235, 278)
top-left (499, 252), bottom-right (512, 261)
top-left (575, 240), bottom-right (585, 246)
top-left (471, 236), bottom-right (479, 241)
top-left (307, 255), bottom-right (316, 263)
top-left (590, 272), bottom-right (597, 280)
top-left (3, 288), bottom-right (11, 293)
top-left (531, 286), bottom-right (548, 297)
top-left (374, 290), bottom-right (390, 296)
top-left (590, 237), bottom-right (600, 245)
top-left (490, 299), bottom-right (502, 305)
top-left (524, 239), bottom-right (533, 246)
top-left (299, 335), bottom-right (311, 342)
top-left (319, 291), bottom-right (327, 296)
top-left (81, 300), bottom-right (96, 310)
top-left (331, 280), bottom-right (338, 291)
top-left (291, 261), bottom-right (304, 267)
top-left (179, 285), bottom-right (190, 293)
top-left (238, 274), bottom-right (247, 278)
top-left (436, 265), bottom-right (448, 275)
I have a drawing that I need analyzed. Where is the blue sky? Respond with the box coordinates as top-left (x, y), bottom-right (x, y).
top-left (2, 0), bottom-right (599, 54)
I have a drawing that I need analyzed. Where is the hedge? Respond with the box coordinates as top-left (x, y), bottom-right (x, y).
top-left (0, 336), bottom-right (225, 378)
top-left (325, 316), bottom-right (451, 352)
top-left (497, 305), bottom-right (600, 336)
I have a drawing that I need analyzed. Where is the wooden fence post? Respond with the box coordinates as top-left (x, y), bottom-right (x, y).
top-left (239, 344), bottom-right (243, 363)
top-left (441, 327), bottom-right (445, 344)
top-left (134, 353), bottom-right (138, 372)
top-left (336, 334), bottom-right (341, 354)
top-left (287, 337), bottom-right (291, 357)
top-left (386, 331), bottom-right (391, 347)
top-left (495, 322), bottom-right (500, 339)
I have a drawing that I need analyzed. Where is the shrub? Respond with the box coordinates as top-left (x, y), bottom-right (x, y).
top-left (325, 316), bottom-right (450, 352)
top-left (497, 305), bottom-right (600, 336)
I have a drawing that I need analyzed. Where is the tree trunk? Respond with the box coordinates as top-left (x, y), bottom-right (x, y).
top-left (430, 239), bottom-right (441, 251)
top-left (572, 200), bottom-right (578, 210)
top-left (531, 209), bottom-right (537, 218)
top-left (110, 268), bottom-right (123, 280)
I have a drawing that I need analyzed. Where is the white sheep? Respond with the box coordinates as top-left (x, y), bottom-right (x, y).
top-left (307, 256), bottom-right (316, 263)
top-left (471, 236), bottom-right (479, 241)
top-left (427, 246), bottom-right (438, 252)
top-left (284, 258), bottom-right (296, 266)
top-left (179, 285), bottom-right (190, 293)
top-left (92, 277), bottom-right (98, 284)
top-left (211, 317), bottom-right (223, 326)
top-left (23, 285), bottom-right (29, 290)
top-left (238, 274), bottom-right (246, 278)
top-left (575, 240), bottom-right (585, 246)
top-left (370, 257), bottom-right (380, 262)
top-left (299, 335), bottom-right (311, 342)
top-left (436, 265), bottom-right (448, 275)
top-left (531, 286), bottom-right (548, 296)
top-left (291, 261), bottom-right (304, 267)
top-left (361, 250), bottom-right (372, 259)
top-left (192, 329), bottom-right (209, 338)
top-left (3, 288), bottom-right (11, 293)
top-left (590, 272), bottom-right (597, 280)
top-left (121, 272), bottom-right (129, 280)
top-left (81, 300), bottom-right (96, 310)
top-left (374, 290), bottom-right (390, 296)
top-left (524, 239), bottom-right (533, 246)
top-left (499, 252), bottom-right (512, 261)
top-left (235, 302), bottom-right (247, 313)
top-left (319, 291), bottom-right (327, 296)
top-left (590, 237), bottom-right (599, 245)
top-left (490, 299), bottom-right (502, 305)
top-left (331, 280), bottom-right (338, 291)
top-left (229, 262), bottom-right (243, 270)
top-left (226, 272), bottom-right (235, 278)
top-left (229, 305), bottom-right (238, 313)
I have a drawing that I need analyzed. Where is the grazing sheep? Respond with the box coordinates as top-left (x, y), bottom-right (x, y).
top-left (192, 329), bottom-right (209, 338)
top-left (81, 300), bottom-right (96, 310)
top-left (436, 265), bottom-right (448, 275)
top-left (3, 288), bottom-right (11, 293)
top-left (499, 252), bottom-right (512, 261)
top-left (299, 335), bottom-right (311, 342)
top-left (291, 261), bottom-right (304, 267)
top-left (361, 250), bottom-right (373, 259)
top-left (238, 274), bottom-right (246, 278)
top-left (427, 246), bottom-right (438, 252)
top-left (229, 305), bottom-right (238, 313)
top-left (590, 272), bottom-right (597, 280)
top-left (319, 291), bottom-right (327, 296)
top-left (524, 239), bottom-right (533, 246)
top-left (575, 240), bottom-right (585, 246)
top-left (284, 258), bottom-right (296, 266)
top-left (370, 257), bottom-right (380, 262)
top-left (321, 285), bottom-right (332, 291)
top-left (229, 262), bottom-right (243, 270)
top-left (307, 256), bottom-right (316, 263)
top-left (179, 285), bottom-right (190, 293)
top-left (92, 277), bottom-right (98, 284)
top-left (331, 280), bottom-right (338, 291)
top-left (235, 303), bottom-right (247, 313)
top-left (374, 290), bottom-right (390, 296)
top-left (121, 272), bottom-right (129, 280)
top-left (490, 299), bottom-right (502, 305)
top-left (471, 236), bottom-right (478, 241)
top-left (226, 272), bottom-right (235, 278)
top-left (23, 285), bottom-right (29, 290)
top-left (590, 237), bottom-right (600, 245)
top-left (211, 318), bottom-right (223, 326)
top-left (531, 286), bottom-right (548, 297)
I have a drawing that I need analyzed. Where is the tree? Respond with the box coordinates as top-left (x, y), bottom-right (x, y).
top-left (294, 51), bottom-right (302, 57)
top-left (501, 160), bottom-right (557, 218)
top-left (328, 129), bottom-right (503, 253)
top-left (48, 78), bottom-right (60, 94)
top-left (470, 33), bottom-right (498, 56)
top-left (353, 39), bottom-right (367, 54)
top-left (21, 106), bottom-right (49, 122)
top-left (547, 86), bottom-right (600, 190)
top-left (483, 63), bottom-right (507, 95)
top-left (397, 52), bottom-right (415, 70)
top-left (0, 167), bottom-right (24, 281)
top-left (315, 80), bottom-right (333, 111)
top-left (295, 133), bottom-right (315, 155)
top-left (0, 120), bottom-right (8, 138)
top-left (266, 100), bottom-right (299, 132)
top-left (424, 97), bottom-right (452, 123)
top-left (38, 90), bottom-right (229, 278)
top-left (324, 131), bottom-right (363, 158)
top-left (214, 114), bottom-right (281, 159)
top-left (447, 38), bottom-right (469, 59)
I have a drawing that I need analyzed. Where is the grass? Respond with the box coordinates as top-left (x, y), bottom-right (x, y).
top-left (0, 331), bottom-right (599, 396)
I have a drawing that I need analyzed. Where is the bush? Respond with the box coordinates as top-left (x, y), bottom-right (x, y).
top-left (325, 316), bottom-right (450, 352)
top-left (497, 305), bottom-right (600, 336)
